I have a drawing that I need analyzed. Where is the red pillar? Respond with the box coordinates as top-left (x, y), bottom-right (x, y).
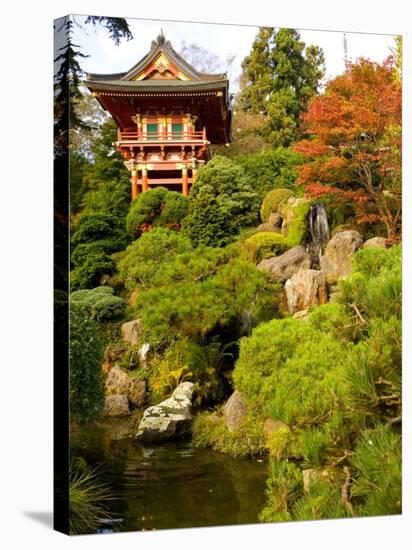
top-left (182, 166), bottom-right (189, 196)
top-left (131, 170), bottom-right (138, 201)
top-left (142, 166), bottom-right (148, 192)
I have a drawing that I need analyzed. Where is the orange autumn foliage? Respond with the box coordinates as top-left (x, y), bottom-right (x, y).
top-left (295, 57), bottom-right (402, 239)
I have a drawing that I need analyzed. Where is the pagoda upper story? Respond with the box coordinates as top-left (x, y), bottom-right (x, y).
top-left (84, 32), bottom-right (232, 198)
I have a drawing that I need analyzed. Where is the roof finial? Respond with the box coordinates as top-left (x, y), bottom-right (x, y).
top-left (157, 28), bottom-right (166, 45)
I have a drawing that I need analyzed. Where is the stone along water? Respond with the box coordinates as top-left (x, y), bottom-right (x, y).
top-left (71, 420), bottom-right (268, 534)
top-left (308, 202), bottom-right (330, 268)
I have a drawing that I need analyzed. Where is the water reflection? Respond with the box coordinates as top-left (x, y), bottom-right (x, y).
top-left (71, 420), bottom-right (268, 533)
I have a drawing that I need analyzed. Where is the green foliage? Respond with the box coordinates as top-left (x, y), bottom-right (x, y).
top-left (339, 244), bottom-right (401, 323)
top-left (71, 286), bottom-right (125, 321)
top-left (183, 156), bottom-right (260, 247)
top-left (69, 460), bottom-right (112, 535)
top-left (193, 410), bottom-right (266, 458)
top-left (238, 148), bottom-right (303, 200)
top-left (134, 257), bottom-right (278, 347)
top-left (71, 212), bottom-right (128, 290)
top-left (126, 187), bottom-right (189, 237)
top-left (239, 28), bottom-right (325, 146)
top-left (117, 228), bottom-right (193, 290)
top-left (241, 232), bottom-right (290, 262)
top-left (259, 461), bottom-right (303, 522)
top-left (82, 119), bottom-right (130, 191)
top-left (182, 197), bottom-right (239, 248)
top-left (350, 427), bottom-right (401, 516)
top-left (228, 245), bottom-right (401, 521)
top-left (69, 303), bottom-right (104, 423)
top-left (81, 179), bottom-right (130, 220)
top-left (147, 339), bottom-right (222, 405)
top-left (260, 188), bottom-right (294, 222)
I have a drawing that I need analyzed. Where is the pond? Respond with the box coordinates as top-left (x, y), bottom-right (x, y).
top-left (71, 419), bottom-right (269, 533)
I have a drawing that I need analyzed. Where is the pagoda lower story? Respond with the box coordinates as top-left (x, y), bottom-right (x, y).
top-left (115, 118), bottom-right (210, 198)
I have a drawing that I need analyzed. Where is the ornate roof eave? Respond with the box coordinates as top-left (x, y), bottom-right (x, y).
top-left (83, 78), bottom-right (229, 96)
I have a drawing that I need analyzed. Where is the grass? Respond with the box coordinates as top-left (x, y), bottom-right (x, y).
top-left (69, 461), bottom-right (114, 535)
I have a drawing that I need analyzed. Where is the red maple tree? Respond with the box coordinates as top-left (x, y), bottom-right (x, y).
top-left (295, 58), bottom-right (401, 239)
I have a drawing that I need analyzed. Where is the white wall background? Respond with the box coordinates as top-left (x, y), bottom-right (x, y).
top-left (0, 0), bottom-right (410, 548)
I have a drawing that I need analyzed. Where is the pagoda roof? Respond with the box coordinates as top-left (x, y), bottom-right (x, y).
top-left (83, 78), bottom-right (229, 94)
top-left (85, 31), bottom-right (227, 84)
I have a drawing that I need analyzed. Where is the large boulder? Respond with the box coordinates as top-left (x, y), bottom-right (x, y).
top-left (105, 366), bottom-right (146, 408)
top-left (136, 382), bottom-right (195, 442)
top-left (121, 319), bottom-right (143, 345)
top-left (223, 390), bottom-right (247, 432)
top-left (363, 236), bottom-right (387, 249)
top-left (102, 394), bottom-right (130, 417)
top-left (320, 230), bottom-right (363, 282)
top-left (257, 246), bottom-right (311, 283)
top-left (285, 269), bottom-right (328, 314)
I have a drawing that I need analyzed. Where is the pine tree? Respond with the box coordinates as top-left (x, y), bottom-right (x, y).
top-left (238, 28), bottom-right (325, 146)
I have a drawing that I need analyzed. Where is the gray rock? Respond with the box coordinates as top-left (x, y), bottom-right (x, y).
top-left (363, 236), bottom-right (387, 249)
top-left (285, 269), bottom-right (328, 314)
top-left (257, 246), bottom-right (311, 283)
top-left (223, 390), bottom-right (247, 432)
top-left (136, 382), bottom-right (195, 442)
top-left (121, 319), bottom-right (143, 345)
top-left (105, 366), bottom-right (146, 408)
top-left (103, 394), bottom-right (130, 417)
top-left (320, 230), bottom-right (363, 282)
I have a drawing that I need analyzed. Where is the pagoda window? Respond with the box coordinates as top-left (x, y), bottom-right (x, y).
top-left (171, 122), bottom-right (183, 139)
top-left (147, 122), bottom-right (158, 140)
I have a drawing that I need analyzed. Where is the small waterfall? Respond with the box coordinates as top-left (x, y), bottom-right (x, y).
top-left (308, 203), bottom-right (330, 268)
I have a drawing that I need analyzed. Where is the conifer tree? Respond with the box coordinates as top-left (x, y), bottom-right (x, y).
top-left (239, 28), bottom-right (325, 146)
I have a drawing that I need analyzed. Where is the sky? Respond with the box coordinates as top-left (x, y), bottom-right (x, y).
top-left (72, 15), bottom-right (397, 93)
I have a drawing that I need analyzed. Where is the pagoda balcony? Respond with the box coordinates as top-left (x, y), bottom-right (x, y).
top-left (115, 128), bottom-right (209, 145)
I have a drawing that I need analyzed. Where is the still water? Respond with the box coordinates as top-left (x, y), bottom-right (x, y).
top-left (72, 420), bottom-right (268, 533)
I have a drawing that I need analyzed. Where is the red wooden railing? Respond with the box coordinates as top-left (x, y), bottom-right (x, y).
top-left (117, 128), bottom-right (207, 142)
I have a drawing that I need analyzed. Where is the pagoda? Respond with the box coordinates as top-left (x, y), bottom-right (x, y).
top-left (84, 32), bottom-right (232, 199)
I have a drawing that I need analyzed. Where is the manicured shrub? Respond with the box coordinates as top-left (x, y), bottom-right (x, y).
top-left (182, 197), bottom-right (239, 248)
top-left (117, 228), bottom-right (193, 290)
top-left (260, 188), bottom-right (294, 222)
top-left (71, 286), bottom-right (125, 321)
top-left (186, 155), bottom-right (260, 241)
top-left (134, 258), bottom-right (278, 347)
top-left (69, 303), bottom-right (104, 423)
top-left (158, 191), bottom-right (189, 226)
top-left (126, 187), bottom-right (189, 237)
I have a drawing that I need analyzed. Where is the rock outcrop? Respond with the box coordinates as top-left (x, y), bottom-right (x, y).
top-left (363, 236), bottom-right (387, 249)
top-left (103, 394), bottom-right (130, 417)
top-left (285, 269), bottom-right (328, 314)
top-left (136, 382), bottom-right (195, 442)
top-left (223, 390), bottom-right (247, 432)
top-left (121, 319), bottom-right (143, 345)
top-left (105, 366), bottom-right (146, 408)
top-left (257, 246), bottom-right (311, 283)
top-left (320, 230), bottom-right (363, 282)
